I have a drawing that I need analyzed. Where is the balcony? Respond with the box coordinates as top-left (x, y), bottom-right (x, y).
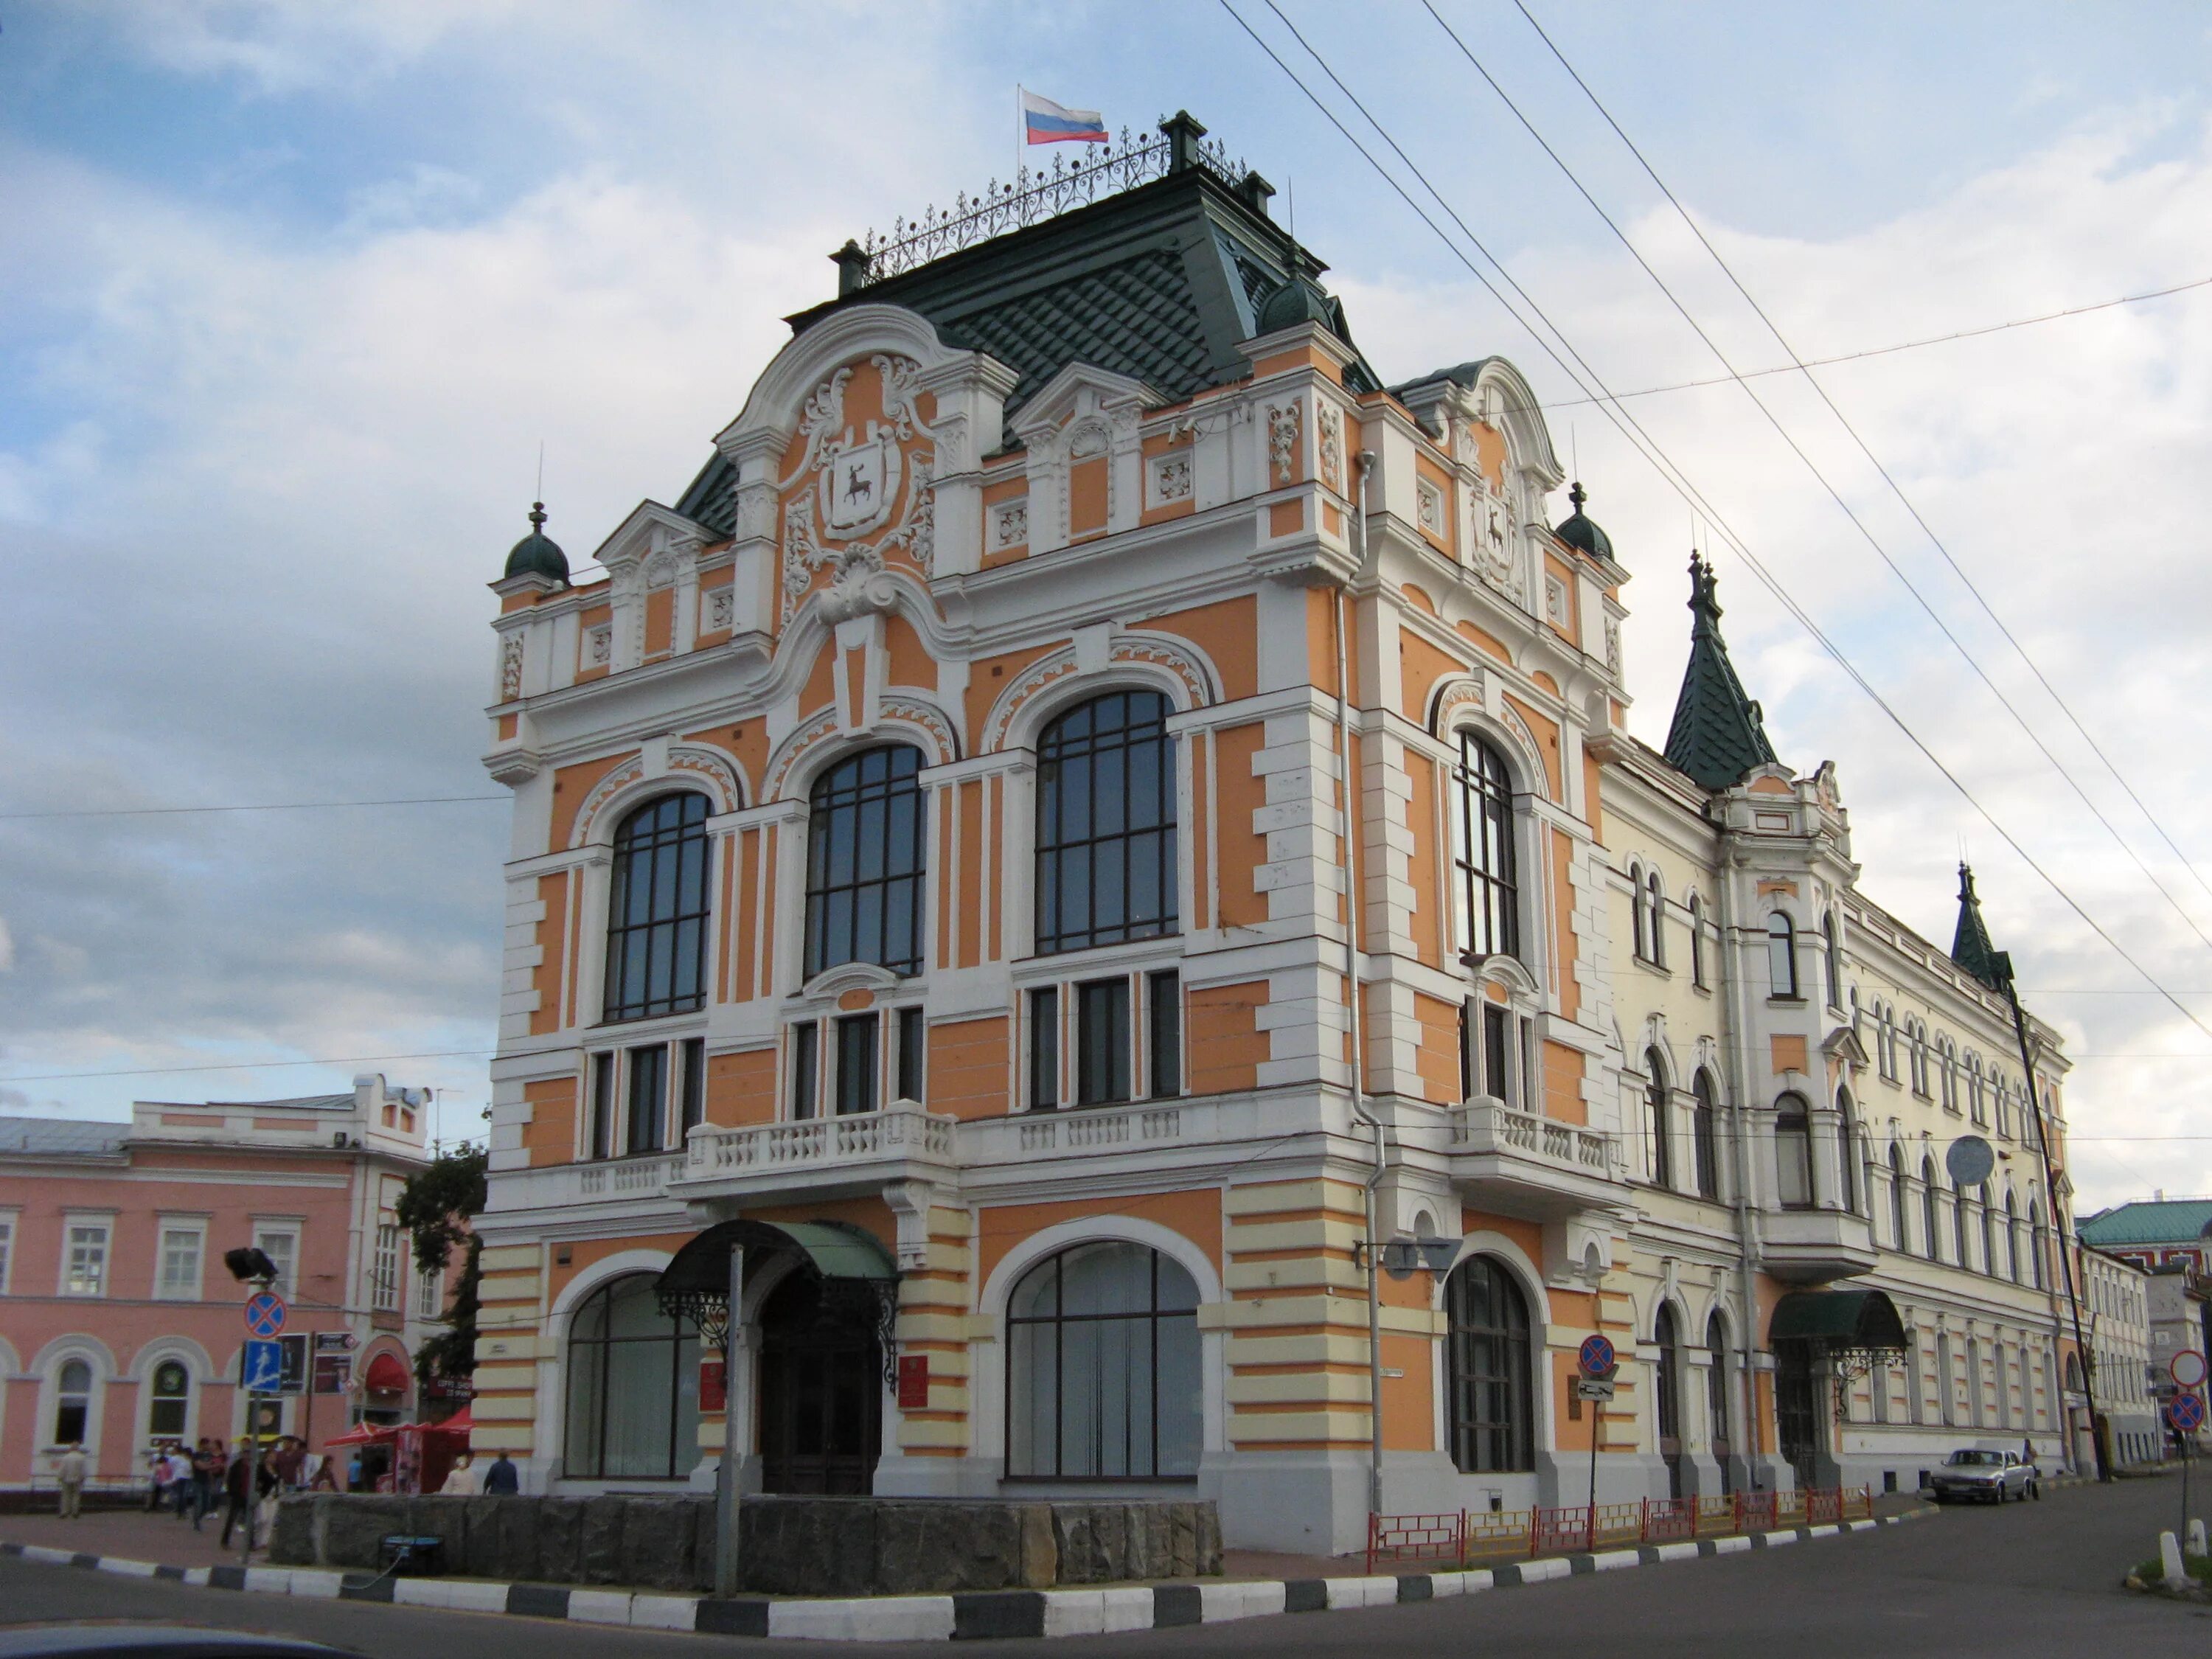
top-left (485, 1150), bottom-right (686, 1216)
top-left (1444, 1096), bottom-right (1622, 1219)
top-left (667, 1103), bottom-right (959, 1204)
top-left (1759, 1207), bottom-right (1879, 1284)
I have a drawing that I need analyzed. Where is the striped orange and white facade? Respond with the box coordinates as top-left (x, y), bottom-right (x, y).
top-left (470, 125), bottom-right (2085, 1553)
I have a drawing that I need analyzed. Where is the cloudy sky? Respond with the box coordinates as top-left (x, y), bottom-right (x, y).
top-left (4, 2), bottom-right (2210, 1208)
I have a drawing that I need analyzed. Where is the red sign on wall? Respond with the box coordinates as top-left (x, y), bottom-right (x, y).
top-left (699, 1357), bottom-right (727, 1413)
top-left (897, 1354), bottom-right (930, 1409)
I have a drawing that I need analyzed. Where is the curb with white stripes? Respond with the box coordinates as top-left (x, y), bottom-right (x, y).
top-left (1, 1511), bottom-right (1927, 1642)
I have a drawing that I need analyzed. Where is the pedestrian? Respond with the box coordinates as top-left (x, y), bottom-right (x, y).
top-left (164, 1446), bottom-right (194, 1518)
top-left (218, 1438), bottom-right (274, 1549)
top-left (270, 1435), bottom-right (305, 1490)
top-left (55, 1443), bottom-right (88, 1520)
top-left (191, 1439), bottom-right (220, 1528)
top-left (307, 1453), bottom-right (338, 1492)
top-left (439, 1452), bottom-right (480, 1495)
top-left (483, 1452), bottom-right (519, 1496)
top-left (346, 1450), bottom-right (364, 1493)
top-left (144, 1444), bottom-right (167, 1512)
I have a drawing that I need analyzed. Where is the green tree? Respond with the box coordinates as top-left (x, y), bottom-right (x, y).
top-left (394, 1145), bottom-right (487, 1388)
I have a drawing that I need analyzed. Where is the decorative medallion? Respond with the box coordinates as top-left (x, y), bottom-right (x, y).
top-left (1152, 452), bottom-right (1192, 504)
top-left (994, 500), bottom-right (1029, 549)
top-left (780, 355), bottom-right (938, 625)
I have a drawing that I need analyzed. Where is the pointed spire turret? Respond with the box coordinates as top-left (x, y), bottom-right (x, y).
top-left (1663, 554), bottom-right (1778, 790)
top-left (1950, 862), bottom-right (2005, 990)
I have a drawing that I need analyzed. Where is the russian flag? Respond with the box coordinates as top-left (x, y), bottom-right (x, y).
top-left (1022, 89), bottom-right (1109, 145)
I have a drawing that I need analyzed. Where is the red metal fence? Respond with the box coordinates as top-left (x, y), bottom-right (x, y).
top-left (1363, 1486), bottom-right (1875, 1571)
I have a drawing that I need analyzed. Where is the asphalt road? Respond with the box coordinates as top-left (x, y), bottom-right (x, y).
top-left (3, 1475), bottom-right (2206, 1656)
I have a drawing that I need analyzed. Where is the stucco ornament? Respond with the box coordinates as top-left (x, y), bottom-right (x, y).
top-left (781, 355), bottom-right (939, 624)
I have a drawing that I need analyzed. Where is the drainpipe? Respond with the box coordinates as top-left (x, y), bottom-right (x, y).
top-left (1340, 450), bottom-right (1385, 1520)
top-left (1711, 819), bottom-right (1764, 1489)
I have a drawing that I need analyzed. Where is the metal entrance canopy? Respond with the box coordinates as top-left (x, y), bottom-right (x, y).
top-left (654, 1218), bottom-right (900, 1385)
top-left (1769, 1287), bottom-right (1908, 1351)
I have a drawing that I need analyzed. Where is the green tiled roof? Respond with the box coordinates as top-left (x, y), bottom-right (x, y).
top-left (672, 145), bottom-right (1380, 538)
top-left (1950, 863), bottom-right (2006, 990)
top-left (2079, 1200), bottom-right (2212, 1247)
top-left (1663, 554), bottom-right (1780, 790)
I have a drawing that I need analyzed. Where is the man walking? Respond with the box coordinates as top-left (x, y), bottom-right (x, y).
top-left (218, 1437), bottom-right (271, 1549)
top-left (55, 1443), bottom-right (88, 1519)
top-left (483, 1451), bottom-right (519, 1495)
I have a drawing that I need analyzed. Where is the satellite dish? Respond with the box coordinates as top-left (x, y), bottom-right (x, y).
top-left (1947, 1134), bottom-right (1995, 1188)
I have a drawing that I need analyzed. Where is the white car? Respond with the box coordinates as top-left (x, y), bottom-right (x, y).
top-left (1927, 1447), bottom-right (2038, 1503)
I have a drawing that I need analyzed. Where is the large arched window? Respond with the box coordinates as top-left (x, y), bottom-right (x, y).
top-left (563, 1273), bottom-right (700, 1480)
top-left (1889, 1144), bottom-right (1909, 1251)
top-left (1444, 1255), bottom-right (1534, 1473)
top-left (1646, 1048), bottom-right (1673, 1189)
top-left (1921, 1160), bottom-right (1941, 1260)
top-left (1451, 734), bottom-right (1520, 961)
top-left (1035, 691), bottom-right (1178, 953)
top-left (1007, 1242), bottom-right (1200, 1479)
top-left (1766, 912), bottom-right (1798, 999)
top-left (54, 1359), bottom-right (93, 1444)
top-left (806, 745), bottom-right (928, 977)
top-left (1834, 1091), bottom-right (1857, 1214)
top-left (1691, 1069), bottom-right (1720, 1200)
top-left (1774, 1093), bottom-right (1813, 1210)
top-left (605, 793), bottom-right (712, 1022)
top-left (147, 1360), bottom-right (190, 1440)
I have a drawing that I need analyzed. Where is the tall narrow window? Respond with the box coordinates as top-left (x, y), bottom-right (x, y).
top-left (1774, 1094), bottom-right (1813, 1210)
top-left (1889, 1145), bottom-right (1909, 1251)
top-left (626, 1044), bottom-right (668, 1153)
top-left (1922, 1161), bottom-right (1941, 1261)
top-left (1953, 1179), bottom-right (1972, 1267)
top-left (1766, 912), bottom-right (1798, 999)
top-left (1822, 913), bottom-right (1843, 1009)
top-left (1444, 1255), bottom-right (1533, 1472)
top-left (1035, 692), bottom-right (1179, 953)
top-left (254, 1228), bottom-right (298, 1300)
top-left (1482, 1003), bottom-right (1512, 1105)
top-left (1630, 864), bottom-right (1648, 960)
top-left (604, 793), bottom-right (712, 1022)
top-left (1691, 1070), bottom-right (1720, 1200)
top-left (897, 1007), bottom-right (926, 1103)
top-left (1980, 1183), bottom-right (1997, 1276)
top-left (835, 1012), bottom-right (879, 1116)
top-left (1834, 1090), bottom-right (1857, 1214)
top-left (1688, 895), bottom-right (1707, 989)
top-left (372, 1225), bottom-right (402, 1312)
top-left (2006, 1193), bottom-right (2022, 1282)
top-left (147, 1360), bottom-right (190, 1439)
top-left (789, 1022), bottom-right (819, 1121)
top-left (1705, 1312), bottom-right (1733, 1489)
top-left (589, 1051), bottom-right (616, 1159)
top-left (678, 1037), bottom-right (706, 1137)
top-left (1645, 1048), bottom-right (1673, 1189)
top-left (1148, 971), bottom-right (1182, 1099)
top-left (1654, 1304), bottom-right (1683, 1486)
top-left (64, 1223), bottom-right (109, 1298)
top-left (1076, 978), bottom-right (1131, 1106)
top-left (1646, 872), bottom-right (1666, 968)
top-left (157, 1226), bottom-right (204, 1301)
top-left (806, 745), bottom-right (927, 977)
top-left (54, 1360), bottom-right (92, 1444)
top-left (1028, 987), bottom-right (1060, 1110)
top-left (1451, 734), bottom-right (1519, 961)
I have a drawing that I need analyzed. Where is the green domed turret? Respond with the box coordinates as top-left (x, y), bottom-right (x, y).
top-left (1553, 481), bottom-right (1613, 561)
top-left (1256, 271), bottom-right (1341, 338)
top-left (503, 501), bottom-right (568, 585)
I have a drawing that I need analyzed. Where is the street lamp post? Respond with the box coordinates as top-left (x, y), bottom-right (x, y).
top-left (223, 1246), bottom-right (280, 1565)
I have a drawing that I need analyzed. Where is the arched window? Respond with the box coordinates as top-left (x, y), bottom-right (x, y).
top-left (1451, 734), bottom-right (1520, 961)
top-left (1980, 1183), bottom-right (1997, 1276)
top-left (1921, 1159), bottom-right (1941, 1260)
top-left (1691, 1069), bottom-right (1720, 1200)
top-left (1629, 863), bottom-right (1647, 961)
top-left (1822, 914), bottom-right (1843, 1009)
top-left (604, 793), bottom-right (712, 1022)
top-left (1953, 1178), bottom-right (1972, 1267)
top-left (1006, 1242), bottom-right (1200, 1478)
top-left (1646, 872), bottom-right (1666, 968)
top-left (1687, 894), bottom-right (1707, 989)
top-left (563, 1273), bottom-right (700, 1480)
top-left (54, 1359), bottom-right (93, 1444)
top-left (2006, 1193), bottom-right (2022, 1282)
top-left (1935, 1332), bottom-right (1956, 1425)
top-left (1705, 1312), bottom-right (1733, 1489)
top-left (1646, 1048), bottom-right (1673, 1189)
top-left (1889, 1144), bottom-right (1909, 1251)
top-left (1834, 1091), bottom-right (1857, 1214)
top-left (1035, 691), bottom-right (1178, 953)
top-left (1654, 1303), bottom-right (1684, 1487)
top-left (147, 1360), bottom-right (190, 1440)
top-left (2028, 1201), bottom-right (2046, 1288)
top-left (1774, 1093), bottom-right (1813, 1210)
top-left (1965, 1338), bottom-right (1983, 1426)
top-left (1445, 1255), bottom-right (1534, 1472)
top-left (806, 745), bottom-right (928, 977)
top-left (1766, 912), bottom-right (1798, 999)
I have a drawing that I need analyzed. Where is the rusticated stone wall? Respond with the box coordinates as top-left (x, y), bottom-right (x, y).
top-left (269, 1492), bottom-right (1220, 1595)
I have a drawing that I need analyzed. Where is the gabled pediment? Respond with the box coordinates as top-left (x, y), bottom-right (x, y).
top-left (591, 500), bottom-right (711, 573)
top-left (1009, 362), bottom-right (1165, 443)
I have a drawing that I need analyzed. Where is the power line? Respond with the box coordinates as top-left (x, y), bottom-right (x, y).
top-left (1413, 0), bottom-right (2212, 961)
top-left (0, 794), bottom-right (508, 822)
top-left (1500, 0), bottom-right (2212, 917)
top-left (1535, 273), bottom-right (2212, 410)
top-left (1214, 0), bottom-right (2212, 1048)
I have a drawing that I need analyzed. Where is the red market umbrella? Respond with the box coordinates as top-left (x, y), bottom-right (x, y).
top-left (323, 1420), bottom-right (393, 1447)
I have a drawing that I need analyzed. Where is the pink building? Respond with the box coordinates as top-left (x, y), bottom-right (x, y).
top-left (0, 1075), bottom-right (449, 1493)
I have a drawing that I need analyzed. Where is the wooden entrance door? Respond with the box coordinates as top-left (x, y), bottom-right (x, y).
top-left (757, 1273), bottom-right (882, 1495)
top-left (1775, 1342), bottom-right (1821, 1491)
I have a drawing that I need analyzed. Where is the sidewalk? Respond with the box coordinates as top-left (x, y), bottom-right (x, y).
top-left (3, 1506), bottom-right (271, 1571)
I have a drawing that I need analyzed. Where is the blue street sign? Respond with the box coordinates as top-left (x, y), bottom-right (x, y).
top-left (240, 1338), bottom-right (284, 1394)
top-left (1579, 1334), bottom-right (1616, 1378)
top-left (243, 1292), bottom-right (287, 1339)
top-left (2168, 1391), bottom-right (2206, 1433)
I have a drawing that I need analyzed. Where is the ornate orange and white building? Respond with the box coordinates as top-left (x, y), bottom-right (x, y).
top-left (470, 117), bottom-right (2087, 1551)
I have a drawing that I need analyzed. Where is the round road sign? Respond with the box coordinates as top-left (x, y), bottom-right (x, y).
top-left (2168, 1392), bottom-right (2206, 1434)
top-left (2174, 1350), bottom-right (2210, 1391)
top-left (243, 1291), bottom-right (288, 1339)
top-left (1579, 1334), bottom-right (1615, 1378)
top-left (1945, 1134), bottom-right (1995, 1189)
